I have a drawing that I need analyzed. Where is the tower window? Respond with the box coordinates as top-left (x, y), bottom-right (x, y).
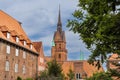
top-left (58, 54), bottom-right (61, 59)
top-left (59, 44), bottom-right (61, 49)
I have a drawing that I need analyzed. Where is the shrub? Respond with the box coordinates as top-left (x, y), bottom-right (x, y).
top-left (17, 76), bottom-right (22, 80)
top-left (25, 78), bottom-right (33, 80)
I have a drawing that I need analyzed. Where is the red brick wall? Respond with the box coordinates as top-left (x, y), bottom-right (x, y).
top-left (0, 41), bottom-right (38, 80)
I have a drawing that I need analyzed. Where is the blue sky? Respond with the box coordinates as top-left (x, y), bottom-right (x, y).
top-left (0, 0), bottom-right (91, 60)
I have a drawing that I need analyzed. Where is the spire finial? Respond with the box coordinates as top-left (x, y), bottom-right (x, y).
top-left (57, 4), bottom-right (62, 31)
top-left (80, 50), bottom-right (84, 60)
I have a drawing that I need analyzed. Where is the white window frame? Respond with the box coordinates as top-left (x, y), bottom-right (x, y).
top-left (16, 36), bottom-right (19, 43)
top-left (22, 65), bottom-right (26, 74)
top-left (15, 48), bottom-right (19, 56)
top-left (15, 63), bottom-right (18, 73)
top-left (23, 51), bottom-right (26, 59)
top-left (40, 57), bottom-right (44, 63)
top-left (30, 44), bottom-right (32, 49)
top-left (118, 61), bottom-right (120, 64)
top-left (7, 32), bottom-right (10, 39)
top-left (23, 41), bottom-right (26, 46)
top-left (5, 61), bottom-right (9, 71)
top-left (76, 73), bottom-right (81, 79)
top-left (6, 45), bottom-right (10, 54)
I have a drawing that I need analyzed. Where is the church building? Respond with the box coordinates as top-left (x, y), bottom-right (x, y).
top-left (45, 7), bottom-right (104, 80)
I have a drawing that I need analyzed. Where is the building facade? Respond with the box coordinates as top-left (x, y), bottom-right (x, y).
top-left (33, 42), bottom-right (46, 74)
top-left (0, 10), bottom-right (39, 80)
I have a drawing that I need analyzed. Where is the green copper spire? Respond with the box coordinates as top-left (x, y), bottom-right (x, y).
top-left (80, 50), bottom-right (84, 60)
top-left (52, 40), bottom-right (55, 47)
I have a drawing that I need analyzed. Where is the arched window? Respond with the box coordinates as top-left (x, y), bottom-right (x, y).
top-left (59, 44), bottom-right (61, 49)
top-left (58, 54), bottom-right (61, 59)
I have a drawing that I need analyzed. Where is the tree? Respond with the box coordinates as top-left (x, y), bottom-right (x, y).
top-left (67, 68), bottom-right (75, 80)
top-left (108, 61), bottom-right (120, 79)
top-left (38, 60), bottom-right (65, 80)
top-left (85, 72), bottom-right (113, 80)
top-left (47, 60), bottom-right (62, 77)
top-left (67, 0), bottom-right (120, 68)
top-left (17, 76), bottom-right (22, 80)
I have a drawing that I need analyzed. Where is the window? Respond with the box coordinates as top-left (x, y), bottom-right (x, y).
top-left (15, 63), bottom-right (18, 72)
top-left (22, 65), bottom-right (26, 74)
top-left (7, 32), bottom-right (10, 39)
top-left (40, 57), bottom-right (44, 63)
top-left (118, 61), bottom-right (120, 64)
top-left (23, 51), bottom-right (26, 59)
top-left (15, 48), bottom-right (19, 56)
top-left (6, 45), bottom-right (10, 54)
top-left (30, 44), bottom-right (32, 49)
top-left (23, 41), bottom-right (26, 46)
top-left (16, 37), bottom-right (19, 43)
top-left (5, 61), bottom-right (9, 71)
top-left (59, 44), bottom-right (61, 49)
top-left (76, 73), bottom-right (81, 79)
top-left (58, 54), bottom-right (61, 59)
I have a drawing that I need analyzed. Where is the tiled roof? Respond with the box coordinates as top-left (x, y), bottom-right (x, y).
top-left (45, 56), bottom-right (53, 62)
top-left (33, 42), bottom-right (42, 52)
top-left (0, 10), bottom-right (38, 54)
top-left (108, 53), bottom-right (120, 60)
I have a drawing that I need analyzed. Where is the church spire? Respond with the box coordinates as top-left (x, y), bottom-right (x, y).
top-left (57, 5), bottom-right (62, 32)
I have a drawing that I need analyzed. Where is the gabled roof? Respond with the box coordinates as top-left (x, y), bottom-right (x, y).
top-left (33, 42), bottom-right (45, 57)
top-left (0, 10), bottom-right (38, 54)
top-left (33, 42), bottom-right (42, 52)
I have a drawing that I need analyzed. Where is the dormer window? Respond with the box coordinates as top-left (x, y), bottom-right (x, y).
top-left (7, 32), bottom-right (10, 39)
top-left (118, 61), bottom-right (120, 64)
top-left (30, 44), bottom-right (32, 49)
top-left (16, 37), bottom-right (19, 43)
top-left (23, 41), bottom-right (26, 46)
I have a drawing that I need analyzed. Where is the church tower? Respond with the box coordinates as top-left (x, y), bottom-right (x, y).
top-left (51, 6), bottom-right (67, 62)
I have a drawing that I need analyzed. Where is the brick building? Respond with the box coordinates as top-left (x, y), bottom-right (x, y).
top-left (45, 8), bottom-right (104, 80)
top-left (33, 42), bottom-right (46, 74)
top-left (0, 10), bottom-right (43, 80)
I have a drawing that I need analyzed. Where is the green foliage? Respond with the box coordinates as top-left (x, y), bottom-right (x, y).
top-left (17, 76), bottom-right (22, 80)
top-left (38, 60), bottom-right (65, 80)
top-left (67, 0), bottom-right (120, 69)
top-left (85, 72), bottom-right (113, 80)
top-left (109, 69), bottom-right (120, 79)
top-left (47, 60), bottom-right (62, 77)
top-left (25, 78), bottom-right (33, 80)
top-left (67, 68), bottom-right (75, 80)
